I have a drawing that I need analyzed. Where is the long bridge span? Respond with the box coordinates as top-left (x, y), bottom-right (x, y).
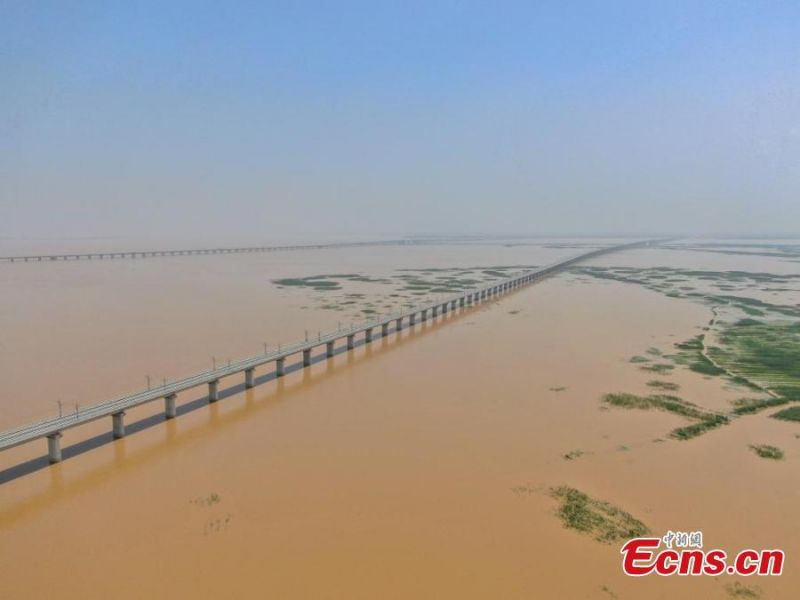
top-left (0, 239), bottom-right (661, 466)
top-left (1, 238), bottom-right (445, 263)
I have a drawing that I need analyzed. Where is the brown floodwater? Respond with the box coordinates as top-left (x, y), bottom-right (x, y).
top-left (0, 239), bottom-right (797, 598)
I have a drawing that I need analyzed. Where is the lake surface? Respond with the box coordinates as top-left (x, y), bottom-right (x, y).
top-left (1, 238), bottom-right (797, 599)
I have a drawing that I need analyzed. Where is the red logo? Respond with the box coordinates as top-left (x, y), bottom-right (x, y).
top-left (621, 532), bottom-right (784, 577)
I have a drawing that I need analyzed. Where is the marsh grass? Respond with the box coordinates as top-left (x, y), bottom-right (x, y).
top-left (646, 380), bottom-right (680, 391)
top-left (639, 363), bottom-right (675, 374)
top-left (749, 444), bottom-right (784, 460)
top-left (731, 397), bottom-right (791, 416)
top-left (190, 493), bottom-right (221, 507)
top-left (771, 406), bottom-right (800, 422)
top-left (711, 319), bottom-right (800, 398)
top-left (549, 486), bottom-right (649, 543)
top-left (562, 449), bottom-right (585, 460)
top-left (672, 335), bottom-right (726, 376)
top-left (273, 277), bottom-right (341, 290)
top-left (724, 582), bottom-right (761, 598)
top-left (603, 393), bottom-right (729, 440)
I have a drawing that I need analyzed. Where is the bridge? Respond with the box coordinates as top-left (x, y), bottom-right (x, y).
top-left (0, 240), bottom-right (660, 466)
top-left (0, 238), bottom-right (445, 263)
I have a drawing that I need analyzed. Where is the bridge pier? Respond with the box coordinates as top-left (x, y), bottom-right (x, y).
top-left (208, 380), bottom-right (219, 402)
top-left (451, 300), bottom-right (456, 309)
top-left (409, 313), bottom-right (416, 326)
top-left (47, 433), bottom-right (62, 464)
top-left (396, 317), bottom-right (402, 331)
top-left (112, 411), bottom-right (126, 439)
top-left (365, 328), bottom-right (373, 343)
top-left (276, 358), bottom-right (285, 377)
top-left (326, 341), bottom-right (335, 358)
top-left (347, 334), bottom-right (354, 350)
top-left (421, 309), bottom-right (428, 321)
top-left (165, 394), bottom-right (177, 419)
top-left (442, 303), bottom-right (448, 314)
top-left (432, 306), bottom-right (439, 316)
top-left (303, 349), bottom-right (311, 367)
top-left (382, 323), bottom-right (389, 336)
top-left (245, 368), bottom-right (255, 389)
top-left (459, 297), bottom-right (465, 307)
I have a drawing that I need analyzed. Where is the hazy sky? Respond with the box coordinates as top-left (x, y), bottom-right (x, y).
top-left (2, 1), bottom-right (799, 240)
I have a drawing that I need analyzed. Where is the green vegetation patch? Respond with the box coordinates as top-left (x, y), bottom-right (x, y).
top-left (710, 319), bottom-right (800, 398)
top-left (671, 334), bottom-right (726, 376)
top-left (708, 295), bottom-right (800, 319)
top-left (639, 363), bottom-right (675, 374)
top-left (273, 273), bottom-right (391, 292)
top-left (562, 449), bottom-right (585, 461)
top-left (550, 486), bottom-right (649, 544)
top-left (731, 397), bottom-right (791, 416)
top-left (646, 380), bottom-right (680, 391)
top-left (724, 582), bottom-right (761, 598)
top-left (749, 444), bottom-right (784, 460)
top-left (273, 276), bottom-right (341, 290)
top-left (771, 406), bottom-right (800, 422)
top-left (602, 393), bottom-right (729, 440)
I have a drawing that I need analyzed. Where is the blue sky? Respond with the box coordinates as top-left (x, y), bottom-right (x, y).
top-left (2, 1), bottom-right (799, 239)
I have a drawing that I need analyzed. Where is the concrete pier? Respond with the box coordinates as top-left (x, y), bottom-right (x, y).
top-left (459, 297), bottom-right (465, 307)
top-left (208, 379), bottom-right (219, 402)
top-left (382, 323), bottom-right (389, 336)
top-left (421, 309), bottom-right (428, 320)
top-left (303, 348), bottom-right (311, 366)
top-left (112, 411), bottom-right (126, 439)
top-left (326, 341), bottom-right (335, 358)
top-left (409, 313), bottom-right (416, 325)
top-left (245, 368), bottom-right (255, 388)
top-left (396, 317), bottom-right (402, 330)
top-left (47, 433), bottom-right (62, 464)
top-left (165, 394), bottom-right (177, 419)
top-left (276, 358), bottom-right (285, 377)
top-left (442, 303), bottom-right (448, 314)
top-left (347, 334), bottom-right (354, 350)
top-left (365, 328), bottom-right (373, 343)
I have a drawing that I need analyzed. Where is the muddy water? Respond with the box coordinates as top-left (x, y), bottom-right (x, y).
top-left (1, 241), bottom-right (798, 598)
top-left (0, 240), bottom-right (591, 428)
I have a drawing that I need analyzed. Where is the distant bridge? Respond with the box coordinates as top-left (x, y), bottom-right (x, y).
top-left (0, 238), bottom-right (444, 263)
top-left (0, 239), bottom-right (660, 466)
